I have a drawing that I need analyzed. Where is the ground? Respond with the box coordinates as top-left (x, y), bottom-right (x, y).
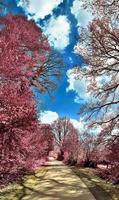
top-left (0, 159), bottom-right (119, 200)
top-left (72, 167), bottom-right (119, 200)
top-left (0, 159), bottom-right (96, 200)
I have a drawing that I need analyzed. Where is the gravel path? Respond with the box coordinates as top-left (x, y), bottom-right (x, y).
top-left (23, 159), bottom-right (96, 200)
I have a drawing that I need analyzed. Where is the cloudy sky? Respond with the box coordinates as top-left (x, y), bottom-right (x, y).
top-left (2, 0), bottom-right (93, 127)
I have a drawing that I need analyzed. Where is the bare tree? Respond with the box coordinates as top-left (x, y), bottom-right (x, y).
top-left (74, 0), bottom-right (119, 182)
top-left (52, 117), bottom-right (79, 164)
top-left (75, 1), bottom-right (119, 133)
top-left (52, 117), bottom-right (73, 146)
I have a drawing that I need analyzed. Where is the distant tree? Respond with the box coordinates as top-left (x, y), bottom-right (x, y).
top-left (52, 117), bottom-right (72, 146)
top-left (39, 124), bottom-right (54, 155)
top-left (52, 117), bottom-right (79, 164)
top-left (61, 127), bottom-right (79, 165)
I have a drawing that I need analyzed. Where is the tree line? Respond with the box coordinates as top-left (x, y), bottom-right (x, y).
top-left (0, 0), bottom-right (118, 187)
top-left (0, 14), bottom-right (61, 186)
top-left (72, 0), bottom-right (119, 183)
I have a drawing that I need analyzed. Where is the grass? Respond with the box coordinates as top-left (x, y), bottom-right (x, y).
top-left (0, 167), bottom-right (47, 200)
top-left (72, 167), bottom-right (119, 200)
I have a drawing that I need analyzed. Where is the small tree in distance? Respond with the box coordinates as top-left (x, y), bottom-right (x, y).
top-left (52, 117), bottom-right (79, 164)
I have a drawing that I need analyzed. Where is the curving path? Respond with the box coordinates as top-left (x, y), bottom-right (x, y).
top-left (23, 159), bottom-right (96, 200)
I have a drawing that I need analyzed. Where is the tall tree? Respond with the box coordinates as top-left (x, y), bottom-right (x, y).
top-left (74, 0), bottom-right (119, 182)
top-left (0, 15), bottom-right (60, 186)
top-left (75, 0), bottom-right (119, 135)
top-left (0, 15), bottom-right (62, 92)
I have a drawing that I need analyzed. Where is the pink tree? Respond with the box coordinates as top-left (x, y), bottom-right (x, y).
top-left (74, 0), bottom-right (119, 182)
top-left (61, 127), bottom-right (79, 165)
top-left (0, 15), bottom-right (59, 186)
top-left (52, 117), bottom-right (79, 164)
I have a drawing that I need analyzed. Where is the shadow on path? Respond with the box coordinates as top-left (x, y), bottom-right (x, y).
top-left (0, 160), bottom-right (96, 200)
top-left (72, 167), bottom-right (112, 200)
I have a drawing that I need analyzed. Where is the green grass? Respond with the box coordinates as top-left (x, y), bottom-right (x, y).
top-left (0, 167), bottom-right (47, 200)
top-left (72, 167), bottom-right (119, 200)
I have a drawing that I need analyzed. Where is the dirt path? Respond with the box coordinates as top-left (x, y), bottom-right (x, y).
top-left (21, 159), bottom-right (96, 200)
top-left (72, 167), bottom-right (112, 200)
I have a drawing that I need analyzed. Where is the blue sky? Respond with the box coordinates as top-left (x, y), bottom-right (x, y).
top-left (1, 0), bottom-right (93, 127)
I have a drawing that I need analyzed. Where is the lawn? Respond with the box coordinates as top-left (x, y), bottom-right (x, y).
top-left (0, 167), bottom-right (47, 200)
top-left (72, 167), bottom-right (119, 200)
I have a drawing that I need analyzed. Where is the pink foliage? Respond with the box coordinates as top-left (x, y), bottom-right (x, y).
top-left (61, 128), bottom-right (79, 165)
top-left (0, 15), bottom-right (53, 187)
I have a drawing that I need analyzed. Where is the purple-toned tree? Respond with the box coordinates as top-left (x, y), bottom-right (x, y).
top-left (52, 117), bottom-right (79, 164)
top-left (74, 0), bottom-right (119, 183)
top-left (0, 15), bottom-right (60, 186)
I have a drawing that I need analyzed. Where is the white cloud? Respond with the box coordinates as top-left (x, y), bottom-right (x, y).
top-left (39, 110), bottom-right (59, 124)
top-left (71, 117), bottom-right (102, 135)
top-left (66, 69), bottom-right (90, 103)
top-left (43, 15), bottom-right (70, 50)
top-left (71, 0), bottom-right (93, 32)
top-left (39, 110), bottom-right (102, 135)
top-left (71, 117), bottom-right (101, 135)
top-left (39, 110), bottom-right (83, 133)
top-left (18, 0), bottom-right (70, 50)
top-left (18, 0), bottom-right (63, 20)
top-left (70, 118), bottom-right (83, 133)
